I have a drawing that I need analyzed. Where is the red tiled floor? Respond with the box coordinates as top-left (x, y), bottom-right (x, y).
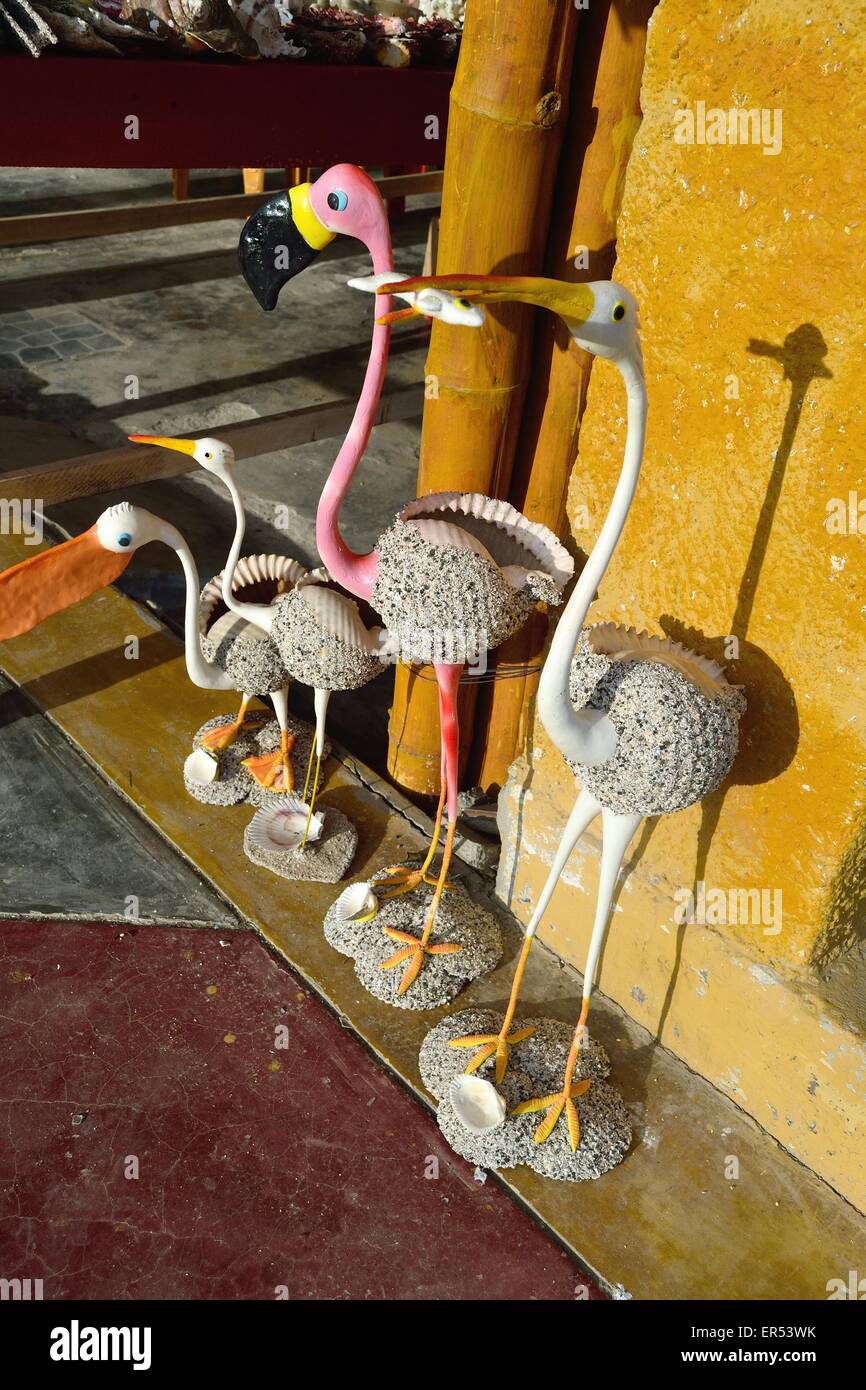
top-left (0, 920), bottom-right (604, 1301)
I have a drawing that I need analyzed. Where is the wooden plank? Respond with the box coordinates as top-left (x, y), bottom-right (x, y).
top-left (171, 168), bottom-right (189, 201)
top-left (0, 171), bottom-right (444, 247)
top-left (0, 57), bottom-right (451, 169)
top-left (0, 384), bottom-right (423, 507)
top-left (241, 168), bottom-right (266, 195)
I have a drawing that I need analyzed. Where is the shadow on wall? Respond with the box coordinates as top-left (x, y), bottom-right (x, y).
top-left (644, 324), bottom-right (833, 1041)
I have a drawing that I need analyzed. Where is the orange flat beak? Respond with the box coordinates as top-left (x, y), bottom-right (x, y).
top-left (0, 527), bottom-right (131, 640)
top-left (128, 434), bottom-right (197, 456)
top-left (375, 304), bottom-right (423, 327)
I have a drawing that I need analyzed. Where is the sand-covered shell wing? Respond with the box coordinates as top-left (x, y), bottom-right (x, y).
top-left (199, 552), bottom-right (309, 637)
top-left (299, 584), bottom-right (382, 653)
top-left (398, 492), bottom-right (573, 604)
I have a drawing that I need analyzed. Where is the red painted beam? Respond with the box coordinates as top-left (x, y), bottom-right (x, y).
top-left (0, 56), bottom-right (451, 169)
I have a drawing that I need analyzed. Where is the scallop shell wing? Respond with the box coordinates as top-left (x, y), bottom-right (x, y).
top-left (398, 492), bottom-right (573, 597)
top-left (587, 623), bottom-right (736, 698)
top-left (299, 584), bottom-right (383, 653)
top-left (199, 553), bottom-right (309, 637)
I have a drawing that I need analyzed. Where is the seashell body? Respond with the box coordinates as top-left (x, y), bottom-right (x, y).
top-left (270, 582), bottom-right (387, 691)
top-left (199, 552), bottom-right (306, 694)
top-left (567, 624), bottom-right (747, 817)
top-left (371, 492), bottom-right (573, 666)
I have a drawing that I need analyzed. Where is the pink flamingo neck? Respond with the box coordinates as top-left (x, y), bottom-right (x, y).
top-left (315, 243), bottom-right (394, 602)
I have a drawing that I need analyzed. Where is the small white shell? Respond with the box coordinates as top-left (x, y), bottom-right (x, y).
top-left (247, 794), bottom-right (323, 852)
top-left (331, 881), bottom-right (379, 923)
top-left (184, 746), bottom-right (219, 785)
top-left (450, 1074), bottom-right (507, 1134)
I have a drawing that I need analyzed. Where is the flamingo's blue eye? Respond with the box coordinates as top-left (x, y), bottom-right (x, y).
top-left (118, 533), bottom-right (132, 547)
top-left (327, 190), bottom-right (348, 213)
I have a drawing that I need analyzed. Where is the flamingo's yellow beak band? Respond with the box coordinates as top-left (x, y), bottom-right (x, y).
top-left (376, 275), bottom-right (596, 326)
top-left (128, 434), bottom-right (197, 456)
top-left (239, 182), bottom-right (335, 312)
top-left (0, 526), bottom-right (131, 641)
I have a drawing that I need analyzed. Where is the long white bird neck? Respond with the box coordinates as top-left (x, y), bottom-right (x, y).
top-left (537, 356), bottom-right (647, 766)
top-left (218, 472), bottom-right (274, 636)
top-left (159, 521), bottom-right (233, 691)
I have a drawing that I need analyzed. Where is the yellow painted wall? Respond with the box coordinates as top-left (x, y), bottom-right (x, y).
top-left (499, 0), bottom-right (866, 1207)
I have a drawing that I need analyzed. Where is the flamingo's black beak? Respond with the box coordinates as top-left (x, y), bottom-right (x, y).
top-left (239, 184), bottom-right (335, 312)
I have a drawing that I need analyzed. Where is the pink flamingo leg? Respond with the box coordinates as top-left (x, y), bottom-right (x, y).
top-left (383, 663), bottom-right (464, 997)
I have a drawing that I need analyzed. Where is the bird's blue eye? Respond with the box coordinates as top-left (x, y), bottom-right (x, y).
top-left (118, 533), bottom-right (132, 547)
top-left (327, 190), bottom-right (348, 212)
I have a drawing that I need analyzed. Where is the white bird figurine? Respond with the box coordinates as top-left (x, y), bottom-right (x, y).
top-left (395, 273), bottom-right (745, 1150)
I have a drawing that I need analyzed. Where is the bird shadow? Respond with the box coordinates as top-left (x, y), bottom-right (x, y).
top-left (624, 324), bottom-right (830, 1095)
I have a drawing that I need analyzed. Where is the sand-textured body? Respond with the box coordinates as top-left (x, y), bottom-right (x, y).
top-left (567, 625), bottom-right (746, 816)
top-left (270, 584), bottom-right (386, 691)
top-left (371, 493), bottom-right (572, 666)
top-left (184, 716), bottom-right (258, 805)
top-left (199, 553), bottom-right (305, 695)
top-left (420, 1009), bottom-right (631, 1181)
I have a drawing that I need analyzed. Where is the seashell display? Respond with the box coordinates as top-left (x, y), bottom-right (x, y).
top-left (331, 880), bottom-right (378, 923)
top-left (0, 0), bottom-right (58, 53)
top-left (4, 0), bottom-right (461, 55)
top-left (450, 1074), bottom-right (506, 1134)
top-left (229, 0), bottom-right (304, 57)
top-left (184, 745), bottom-right (220, 785)
top-left (246, 793), bottom-right (323, 852)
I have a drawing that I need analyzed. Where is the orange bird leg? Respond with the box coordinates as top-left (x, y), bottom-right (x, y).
top-left (199, 695), bottom-right (268, 752)
top-left (242, 727), bottom-right (296, 791)
top-left (385, 663), bottom-right (463, 996)
top-left (448, 933), bottom-right (537, 1082)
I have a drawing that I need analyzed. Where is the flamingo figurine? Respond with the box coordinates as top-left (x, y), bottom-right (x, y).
top-left (238, 168), bottom-right (574, 993)
top-left (391, 272), bottom-right (745, 1150)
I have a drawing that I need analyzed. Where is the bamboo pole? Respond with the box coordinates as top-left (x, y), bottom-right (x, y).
top-left (469, 0), bottom-right (658, 794)
top-left (386, 0), bottom-right (580, 798)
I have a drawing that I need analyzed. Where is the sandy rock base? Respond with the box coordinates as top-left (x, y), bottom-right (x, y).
top-left (419, 1008), bottom-right (631, 1181)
